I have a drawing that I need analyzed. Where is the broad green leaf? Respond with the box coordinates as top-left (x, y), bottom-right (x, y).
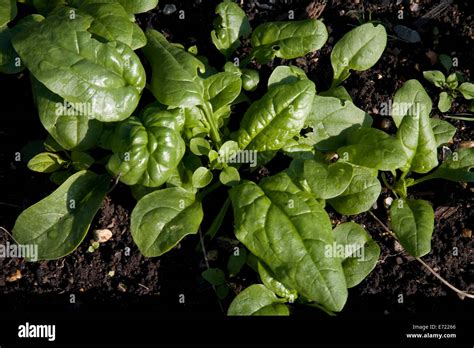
top-left (0, 26), bottom-right (23, 74)
top-left (421, 148), bottom-right (474, 182)
top-left (337, 128), bottom-right (408, 171)
top-left (423, 70), bottom-right (446, 88)
top-left (303, 159), bottom-right (353, 199)
top-left (257, 262), bottom-right (298, 302)
top-left (12, 7), bottom-right (146, 122)
top-left (219, 166), bottom-right (240, 186)
top-left (328, 166), bottom-right (381, 215)
top-left (70, 0), bottom-right (159, 14)
top-left (390, 199), bottom-right (434, 257)
top-left (251, 19), bottom-right (328, 64)
top-left (192, 166), bottom-right (213, 188)
top-left (27, 152), bottom-right (65, 173)
top-left (204, 72), bottom-right (242, 112)
top-left (305, 96), bottom-right (372, 151)
top-left (228, 284), bottom-right (289, 316)
top-left (12, 170), bottom-right (110, 260)
top-left (32, 78), bottom-right (103, 151)
top-left (458, 82), bottom-right (474, 100)
top-left (430, 118), bottom-right (455, 147)
top-left (131, 188), bottom-right (204, 257)
top-left (211, 0), bottom-right (250, 58)
top-left (190, 137), bottom-right (211, 156)
top-left (267, 65), bottom-right (307, 88)
top-left (241, 68), bottom-right (259, 91)
top-left (235, 79), bottom-right (315, 165)
top-left (229, 173), bottom-right (348, 312)
top-left (439, 54), bottom-right (452, 72)
top-left (216, 284), bottom-right (229, 299)
top-left (438, 91), bottom-right (452, 112)
top-left (107, 110), bottom-right (185, 187)
top-left (227, 247), bottom-right (247, 276)
top-left (202, 268), bottom-right (226, 286)
top-left (0, 0), bottom-right (16, 27)
top-left (77, 2), bottom-right (146, 50)
top-left (144, 29), bottom-right (205, 107)
top-left (333, 222), bottom-right (380, 288)
top-left (392, 80), bottom-right (438, 173)
top-left (331, 23), bottom-right (387, 85)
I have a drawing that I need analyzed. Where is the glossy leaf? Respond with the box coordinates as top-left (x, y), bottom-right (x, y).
top-left (192, 167), bottom-right (213, 188)
top-left (144, 29), bottom-right (205, 107)
top-left (235, 79), bottom-right (315, 165)
top-left (392, 80), bottom-right (438, 173)
top-left (12, 7), bottom-right (146, 122)
top-left (219, 166), bottom-right (240, 186)
top-left (337, 128), bottom-right (408, 171)
top-left (227, 284), bottom-right (289, 316)
top-left (241, 68), bottom-right (259, 91)
top-left (430, 118), bottom-right (455, 147)
top-left (71, 0), bottom-right (159, 14)
top-left (229, 173), bottom-right (348, 312)
top-left (305, 96), bottom-right (372, 151)
top-left (12, 171), bottom-right (110, 260)
top-left (328, 166), bottom-right (381, 215)
top-left (258, 262), bottom-right (298, 302)
top-left (331, 23), bottom-right (387, 85)
top-left (77, 2), bottom-right (146, 50)
top-left (251, 19), bottom-right (328, 64)
top-left (421, 148), bottom-right (474, 182)
top-left (32, 78), bottom-right (103, 151)
top-left (0, 0), bottom-right (16, 27)
top-left (390, 199), bottom-right (434, 257)
top-left (204, 72), bottom-right (242, 112)
top-left (107, 110), bottom-right (185, 187)
top-left (211, 0), bottom-right (250, 58)
top-left (333, 222), bottom-right (380, 288)
top-left (131, 188), bottom-right (204, 257)
top-left (302, 159), bottom-right (353, 199)
top-left (27, 152), bottom-right (65, 173)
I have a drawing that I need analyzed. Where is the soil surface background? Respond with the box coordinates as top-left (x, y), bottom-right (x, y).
top-left (0, 0), bottom-right (473, 319)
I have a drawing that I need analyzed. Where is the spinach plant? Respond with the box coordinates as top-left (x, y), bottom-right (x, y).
top-left (3, 0), bottom-right (473, 316)
top-left (423, 69), bottom-right (474, 112)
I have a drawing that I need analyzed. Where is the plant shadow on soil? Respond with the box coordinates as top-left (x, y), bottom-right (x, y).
top-left (0, 0), bottom-right (472, 319)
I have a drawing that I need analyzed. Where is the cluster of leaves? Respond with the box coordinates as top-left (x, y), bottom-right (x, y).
top-left (423, 55), bottom-right (474, 113)
top-left (2, 0), bottom-right (473, 315)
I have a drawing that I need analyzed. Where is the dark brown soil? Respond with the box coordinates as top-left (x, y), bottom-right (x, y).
top-left (0, 0), bottom-right (473, 319)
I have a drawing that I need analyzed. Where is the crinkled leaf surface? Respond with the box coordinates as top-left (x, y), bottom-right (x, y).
top-left (12, 7), bottom-right (146, 122)
top-left (302, 159), bottom-right (353, 199)
top-left (32, 78), bottom-right (103, 151)
top-left (251, 19), bottom-right (328, 64)
top-left (107, 110), bottom-right (185, 187)
top-left (143, 29), bottom-right (205, 108)
top-left (204, 72), bottom-right (242, 112)
top-left (229, 173), bottom-right (348, 312)
top-left (235, 79), bottom-right (315, 165)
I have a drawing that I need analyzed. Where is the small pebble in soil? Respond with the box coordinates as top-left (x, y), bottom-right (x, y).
top-left (163, 4), bottom-right (177, 15)
top-left (117, 282), bottom-right (127, 292)
top-left (6, 269), bottom-right (21, 282)
top-left (461, 228), bottom-right (472, 238)
top-left (93, 229), bottom-right (113, 243)
top-left (384, 197), bottom-right (394, 208)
